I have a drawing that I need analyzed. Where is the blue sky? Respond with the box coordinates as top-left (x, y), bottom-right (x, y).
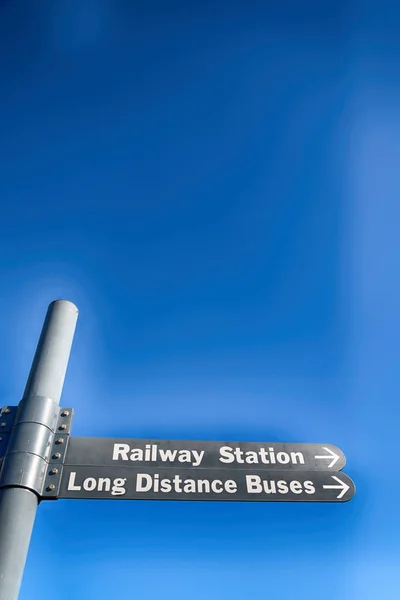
top-left (0, 1), bottom-right (399, 598)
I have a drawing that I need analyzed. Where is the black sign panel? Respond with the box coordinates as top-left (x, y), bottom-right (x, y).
top-left (64, 437), bottom-right (346, 471)
top-left (57, 465), bottom-right (355, 502)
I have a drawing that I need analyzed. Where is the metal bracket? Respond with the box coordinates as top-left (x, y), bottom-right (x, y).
top-left (0, 405), bottom-right (74, 498)
top-left (0, 433), bottom-right (10, 456)
top-left (0, 406), bottom-right (18, 434)
top-left (55, 408), bottom-right (74, 435)
top-left (0, 433), bottom-right (10, 465)
top-left (41, 464), bottom-right (64, 500)
top-left (40, 408), bottom-right (74, 500)
top-left (0, 407), bottom-right (17, 474)
top-left (49, 434), bottom-right (70, 464)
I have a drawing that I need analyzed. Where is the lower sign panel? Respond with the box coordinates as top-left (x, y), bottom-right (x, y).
top-left (57, 466), bottom-right (355, 502)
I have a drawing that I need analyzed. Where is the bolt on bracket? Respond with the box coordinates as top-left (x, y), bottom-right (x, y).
top-left (0, 406), bottom-right (18, 433)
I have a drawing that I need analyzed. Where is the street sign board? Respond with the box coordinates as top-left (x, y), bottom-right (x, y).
top-left (0, 301), bottom-right (358, 600)
top-left (57, 465), bottom-right (355, 502)
top-left (64, 437), bottom-right (346, 471)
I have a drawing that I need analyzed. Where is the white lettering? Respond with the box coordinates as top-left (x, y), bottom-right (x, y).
top-left (234, 448), bottom-right (245, 463)
top-left (151, 445), bottom-right (157, 461)
top-left (178, 450), bottom-right (192, 463)
top-left (289, 481), bottom-right (303, 494)
top-left (67, 471), bottom-right (81, 491)
top-left (225, 480), bottom-right (237, 493)
top-left (112, 444), bottom-right (129, 461)
top-left (134, 473), bottom-right (239, 495)
top-left (304, 481), bottom-right (315, 494)
top-left (159, 448), bottom-right (178, 462)
top-left (192, 450), bottom-right (204, 466)
top-left (245, 451), bottom-right (259, 464)
top-left (245, 476), bottom-right (316, 496)
top-left (210, 479), bottom-right (223, 493)
top-left (197, 479), bottom-right (210, 493)
top-left (161, 478), bottom-right (172, 492)
top-left (246, 475), bottom-right (262, 493)
top-left (98, 477), bottom-right (111, 492)
top-left (219, 446), bottom-right (305, 466)
top-left (130, 449), bottom-right (143, 461)
top-left (263, 480), bottom-right (277, 494)
top-left (276, 480), bottom-right (288, 494)
top-left (291, 452), bottom-right (305, 465)
top-left (276, 452), bottom-right (290, 465)
top-left (269, 447), bottom-right (276, 464)
top-left (111, 444), bottom-right (206, 467)
top-left (173, 475), bottom-right (183, 492)
top-left (183, 479), bottom-right (196, 493)
top-left (136, 473), bottom-right (153, 492)
top-left (111, 478), bottom-right (127, 496)
top-left (83, 477), bottom-right (97, 491)
top-left (219, 446), bottom-right (235, 463)
top-left (67, 472), bottom-right (127, 496)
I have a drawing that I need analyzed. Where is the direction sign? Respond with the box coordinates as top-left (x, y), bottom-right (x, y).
top-left (64, 437), bottom-right (346, 471)
top-left (57, 465), bottom-right (355, 502)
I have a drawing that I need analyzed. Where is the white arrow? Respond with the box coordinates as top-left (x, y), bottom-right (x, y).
top-left (314, 446), bottom-right (341, 468)
top-left (323, 475), bottom-right (350, 499)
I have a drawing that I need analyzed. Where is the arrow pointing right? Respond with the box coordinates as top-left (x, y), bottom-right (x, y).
top-left (314, 446), bottom-right (341, 468)
top-left (322, 475), bottom-right (350, 499)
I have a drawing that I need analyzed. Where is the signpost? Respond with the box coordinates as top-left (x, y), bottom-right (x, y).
top-left (0, 300), bottom-right (356, 599)
top-left (0, 300), bottom-right (78, 600)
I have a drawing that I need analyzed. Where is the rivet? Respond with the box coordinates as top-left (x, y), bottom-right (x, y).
top-left (3, 408), bottom-right (10, 414)
top-left (0, 423), bottom-right (6, 428)
top-left (55, 438), bottom-right (64, 445)
top-left (59, 424), bottom-right (67, 430)
top-left (48, 484), bottom-right (55, 491)
top-left (0, 437), bottom-right (2, 442)
top-left (61, 411), bottom-right (69, 417)
top-left (50, 468), bottom-right (58, 475)
top-left (53, 453), bottom-right (62, 459)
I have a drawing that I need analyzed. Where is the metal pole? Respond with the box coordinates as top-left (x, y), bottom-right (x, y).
top-left (0, 300), bottom-right (78, 600)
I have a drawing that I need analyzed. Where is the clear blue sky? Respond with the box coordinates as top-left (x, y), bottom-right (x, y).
top-left (0, 1), bottom-right (399, 598)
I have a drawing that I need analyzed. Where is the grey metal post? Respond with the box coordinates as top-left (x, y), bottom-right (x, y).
top-left (0, 300), bottom-right (78, 600)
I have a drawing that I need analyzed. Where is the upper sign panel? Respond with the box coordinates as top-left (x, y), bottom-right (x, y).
top-left (64, 437), bottom-right (346, 471)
